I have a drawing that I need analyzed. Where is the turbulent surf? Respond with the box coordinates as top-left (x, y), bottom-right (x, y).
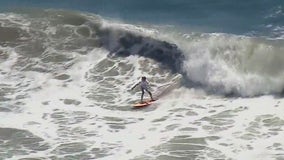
top-left (0, 3), bottom-right (284, 160)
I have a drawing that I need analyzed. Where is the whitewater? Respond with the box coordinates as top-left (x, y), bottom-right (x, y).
top-left (0, 8), bottom-right (284, 160)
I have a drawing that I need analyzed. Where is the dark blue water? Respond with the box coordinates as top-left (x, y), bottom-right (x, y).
top-left (1, 0), bottom-right (284, 37)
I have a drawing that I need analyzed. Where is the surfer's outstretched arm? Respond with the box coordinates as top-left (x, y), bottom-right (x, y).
top-left (131, 82), bottom-right (140, 90)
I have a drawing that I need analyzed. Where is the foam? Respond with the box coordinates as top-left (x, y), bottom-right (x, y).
top-left (150, 88), bottom-right (284, 160)
top-left (0, 48), bottom-right (107, 140)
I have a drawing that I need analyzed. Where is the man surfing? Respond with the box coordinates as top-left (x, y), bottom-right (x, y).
top-left (131, 76), bottom-right (154, 103)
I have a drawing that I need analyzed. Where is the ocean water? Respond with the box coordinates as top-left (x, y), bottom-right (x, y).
top-left (0, 1), bottom-right (284, 160)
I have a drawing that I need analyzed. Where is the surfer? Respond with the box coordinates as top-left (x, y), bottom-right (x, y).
top-left (131, 76), bottom-right (154, 103)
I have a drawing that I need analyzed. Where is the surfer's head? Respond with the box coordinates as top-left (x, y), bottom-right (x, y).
top-left (141, 76), bottom-right (146, 81)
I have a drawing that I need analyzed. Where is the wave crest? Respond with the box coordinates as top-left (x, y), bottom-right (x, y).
top-left (181, 34), bottom-right (284, 96)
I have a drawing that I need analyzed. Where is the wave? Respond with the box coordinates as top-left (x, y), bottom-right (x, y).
top-left (179, 34), bottom-right (284, 96)
top-left (1, 9), bottom-right (284, 97)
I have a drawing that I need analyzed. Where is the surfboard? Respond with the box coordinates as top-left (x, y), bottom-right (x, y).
top-left (133, 99), bottom-right (156, 108)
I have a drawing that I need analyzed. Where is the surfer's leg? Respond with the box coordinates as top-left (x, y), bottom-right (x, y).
top-left (146, 89), bottom-right (154, 100)
top-left (141, 88), bottom-right (145, 103)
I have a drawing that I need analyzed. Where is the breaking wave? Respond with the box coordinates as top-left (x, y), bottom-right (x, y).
top-left (1, 9), bottom-right (284, 97)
